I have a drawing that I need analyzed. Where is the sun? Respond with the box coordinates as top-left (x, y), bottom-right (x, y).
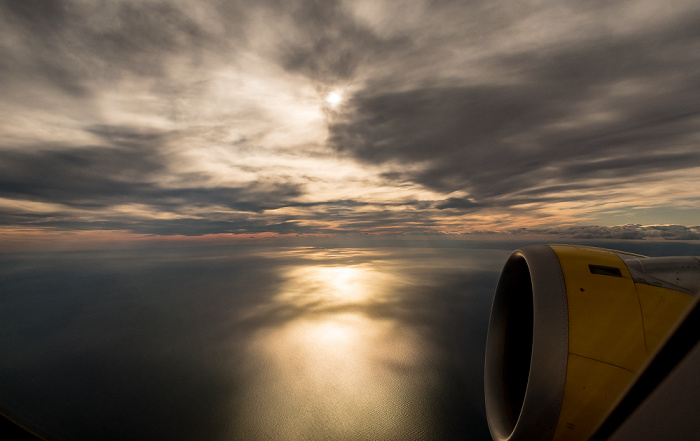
top-left (325, 91), bottom-right (343, 107)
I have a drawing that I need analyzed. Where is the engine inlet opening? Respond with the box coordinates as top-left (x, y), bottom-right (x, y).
top-left (501, 255), bottom-right (534, 427)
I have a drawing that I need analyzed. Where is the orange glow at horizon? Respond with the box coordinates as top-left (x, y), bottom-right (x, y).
top-left (0, 227), bottom-right (332, 252)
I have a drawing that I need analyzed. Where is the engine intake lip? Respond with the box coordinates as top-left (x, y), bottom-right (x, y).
top-left (485, 245), bottom-right (569, 441)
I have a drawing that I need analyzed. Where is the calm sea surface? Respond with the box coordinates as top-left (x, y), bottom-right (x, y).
top-left (1, 239), bottom-right (699, 440)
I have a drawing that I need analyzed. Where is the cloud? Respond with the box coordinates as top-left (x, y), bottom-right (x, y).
top-left (0, 124), bottom-right (304, 223)
top-left (329, 4), bottom-right (700, 209)
top-left (0, 0), bottom-right (233, 82)
top-left (435, 197), bottom-right (482, 211)
top-left (272, 0), bottom-right (407, 83)
top-left (1, 1), bottom-right (699, 240)
top-left (512, 224), bottom-right (700, 241)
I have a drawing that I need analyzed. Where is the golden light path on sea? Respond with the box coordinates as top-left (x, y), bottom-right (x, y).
top-left (229, 248), bottom-right (438, 440)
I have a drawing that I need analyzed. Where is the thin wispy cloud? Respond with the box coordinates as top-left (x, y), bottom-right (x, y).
top-left (1, 0), bottom-right (699, 246)
top-left (512, 224), bottom-right (700, 241)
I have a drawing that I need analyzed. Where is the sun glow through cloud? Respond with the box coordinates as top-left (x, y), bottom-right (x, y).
top-left (325, 90), bottom-right (343, 107)
top-left (1, 0), bottom-right (699, 247)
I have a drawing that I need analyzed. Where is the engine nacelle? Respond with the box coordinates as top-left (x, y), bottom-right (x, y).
top-left (484, 244), bottom-right (699, 441)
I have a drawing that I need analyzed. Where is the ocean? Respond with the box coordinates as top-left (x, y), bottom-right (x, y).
top-left (1, 239), bottom-right (699, 440)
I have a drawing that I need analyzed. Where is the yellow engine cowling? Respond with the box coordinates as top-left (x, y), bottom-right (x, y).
top-left (484, 244), bottom-right (699, 441)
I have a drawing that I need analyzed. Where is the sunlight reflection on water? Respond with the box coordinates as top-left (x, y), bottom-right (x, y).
top-left (233, 251), bottom-right (437, 439)
top-left (0, 243), bottom-right (515, 440)
top-left (238, 313), bottom-right (434, 440)
top-left (280, 264), bottom-right (397, 305)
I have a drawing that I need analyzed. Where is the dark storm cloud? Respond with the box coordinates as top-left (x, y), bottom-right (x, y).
top-left (329, 5), bottom-right (700, 207)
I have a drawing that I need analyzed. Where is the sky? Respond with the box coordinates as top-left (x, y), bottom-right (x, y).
top-left (1, 0), bottom-right (700, 249)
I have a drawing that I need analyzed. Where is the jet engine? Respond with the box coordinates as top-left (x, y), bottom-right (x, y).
top-left (484, 244), bottom-right (699, 441)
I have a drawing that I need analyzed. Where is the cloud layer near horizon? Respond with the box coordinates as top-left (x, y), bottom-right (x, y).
top-left (1, 0), bottom-right (699, 243)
